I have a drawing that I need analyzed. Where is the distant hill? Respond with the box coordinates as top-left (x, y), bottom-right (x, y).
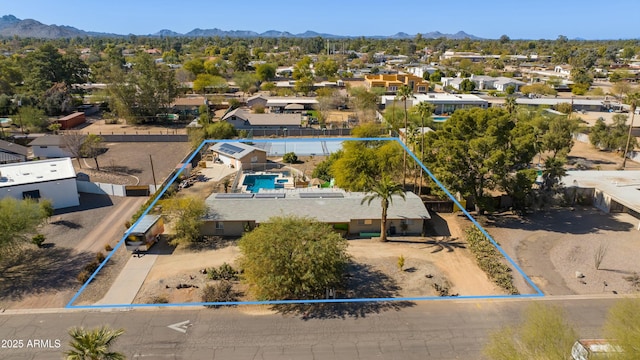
top-left (0, 14), bottom-right (483, 40)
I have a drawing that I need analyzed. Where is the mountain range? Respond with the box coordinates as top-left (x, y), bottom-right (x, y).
top-left (0, 14), bottom-right (482, 40)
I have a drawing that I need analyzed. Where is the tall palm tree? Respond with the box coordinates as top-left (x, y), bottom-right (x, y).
top-left (414, 102), bottom-right (435, 195)
top-left (622, 92), bottom-right (640, 168)
top-left (396, 85), bottom-right (414, 187)
top-left (65, 326), bottom-right (125, 360)
top-left (504, 95), bottom-right (517, 118)
top-left (361, 176), bottom-right (406, 242)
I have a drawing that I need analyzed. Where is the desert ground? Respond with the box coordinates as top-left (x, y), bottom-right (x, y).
top-left (1, 126), bottom-right (640, 311)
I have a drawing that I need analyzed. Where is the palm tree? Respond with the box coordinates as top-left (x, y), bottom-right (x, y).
top-left (361, 175), bottom-right (406, 242)
top-left (396, 85), bottom-right (414, 187)
top-left (622, 92), bottom-right (640, 168)
top-left (414, 102), bottom-right (435, 195)
top-left (65, 326), bottom-right (125, 360)
top-left (504, 95), bottom-right (517, 118)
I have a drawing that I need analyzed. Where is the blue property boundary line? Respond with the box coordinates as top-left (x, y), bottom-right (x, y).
top-left (66, 137), bottom-right (543, 309)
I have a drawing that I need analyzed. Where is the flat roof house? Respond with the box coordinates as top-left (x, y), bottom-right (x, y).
top-left (201, 188), bottom-right (431, 237)
top-left (364, 74), bottom-right (429, 94)
top-left (0, 157), bottom-right (79, 209)
top-left (381, 93), bottom-right (488, 115)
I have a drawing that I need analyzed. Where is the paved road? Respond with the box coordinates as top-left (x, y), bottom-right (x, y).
top-left (0, 296), bottom-right (619, 360)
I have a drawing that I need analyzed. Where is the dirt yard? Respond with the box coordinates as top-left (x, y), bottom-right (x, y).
top-left (132, 213), bottom-right (502, 305)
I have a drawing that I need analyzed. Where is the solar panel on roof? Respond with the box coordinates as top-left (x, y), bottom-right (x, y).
top-left (255, 193), bottom-right (285, 199)
top-left (298, 192), bottom-right (344, 198)
top-left (218, 143), bottom-right (245, 155)
top-left (215, 193), bottom-right (254, 199)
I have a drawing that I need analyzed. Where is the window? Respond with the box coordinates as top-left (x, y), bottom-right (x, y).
top-left (215, 222), bottom-right (224, 230)
top-left (357, 219), bottom-right (373, 225)
top-left (22, 189), bottom-right (41, 200)
top-left (388, 86), bottom-right (398, 92)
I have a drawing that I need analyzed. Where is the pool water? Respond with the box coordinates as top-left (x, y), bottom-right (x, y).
top-left (432, 116), bottom-right (449, 122)
top-left (243, 175), bottom-right (279, 193)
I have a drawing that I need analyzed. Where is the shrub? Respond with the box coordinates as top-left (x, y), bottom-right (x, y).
top-left (104, 244), bottom-right (113, 252)
top-left (96, 252), bottom-right (106, 263)
top-left (202, 281), bottom-right (238, 308)
top-left (31, 234), bottom-right (46, 248)
top-left (147, 295), bottom-right (169, 304)
top-left (282, 152), bottom-right (298, 164)
top-left (465, 227), bottom-right (519, 295)
top-left (208, 263), bottom-right (239, 281)
top-left (397, 255), bottom-right (405, 271)
top-left (77, 270), bottom-right (91, 283)
top-left (83, 260), bottom-right (100, 274)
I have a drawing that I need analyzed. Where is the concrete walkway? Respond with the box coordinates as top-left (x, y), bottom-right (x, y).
top-left (95, 252), bottom-right (158, 305)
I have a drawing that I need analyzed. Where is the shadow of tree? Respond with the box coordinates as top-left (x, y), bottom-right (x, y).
top-left (50, 219), bottom-right (82, 229)
top-left (422, 237), bottom-right (466, 253)
top-left (0, 247), bottom-right (94, 301)
top-left (101, 165), bottom-right (143, 175)
top-left (485, 207), bottom-right (635, 234)
top-left (185, 236), bottom-right (238, 252)
top-left (272, 262), bottom-right (415, 319)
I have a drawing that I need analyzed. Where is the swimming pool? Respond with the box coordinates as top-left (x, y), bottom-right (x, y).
top-left (432, 116), bottom-right (449, 122)
top-left (242, 174), bottom-right (284, 193)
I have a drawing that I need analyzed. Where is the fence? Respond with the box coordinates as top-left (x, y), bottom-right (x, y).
top-left (76, 180), bottom-right (126, 197)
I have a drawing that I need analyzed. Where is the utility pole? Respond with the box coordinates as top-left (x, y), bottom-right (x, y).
top-left (149, 154), bottom-right (157, 192)
top-left (622, 104), bottom-right (636, 169)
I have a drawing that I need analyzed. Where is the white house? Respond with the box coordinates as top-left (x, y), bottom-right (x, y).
top-left (0, 158), bottom-right (80, 209)
top-left (554, 65), bottom-right (573, 77)
top-left (380, 93), bottom-right (488, 115)
top-left (222, 108), bottom-right (302, 130)
top-left (28, 135), bottom-right (74, 158)
top-left (208, 142), bottom-right (268, 170)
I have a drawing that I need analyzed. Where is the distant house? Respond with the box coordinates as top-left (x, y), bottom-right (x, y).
top-left (554, 65), bottom-right (573, 77)
top-left (208, 142), bottom-right (267, 170)
top-left (29, 135), bottom-right (74, 159)
top-left (265, 97), bottom-right (318, 113)
top-left (380, 93), bottom-right (488, 115)
top-left (246, 94), bottom-right (268, 109)
top-left (364, 74), bottom-right (429, 94)
top-left (171, 96), bottom-right (208, 117)
top-left (201, 189), bottom-right (430, 237)
top-left (222, 108), bottom-right (302, 130)
top-left (443, 75), bottom-right (525, 92)
top-left (0, 157), bottom-right (79, 209)
top-left (0, 140), bottom-right (28, 164)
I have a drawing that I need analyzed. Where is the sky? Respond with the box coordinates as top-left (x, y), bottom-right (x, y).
top-left (2, 0), bottom-right (639, 40)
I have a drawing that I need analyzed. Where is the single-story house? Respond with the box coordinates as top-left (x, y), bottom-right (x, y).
top-left (208, 142), bottom-right (267, 170)
top-left (265, 97), bottom-right (318, 113)
top-left (201, 189), bottom-right (430, 237)
top-left (246, 94), bottom-right (268, 109)
top-left (222, 108), bottom-right (302, 130)
top-left (562, 171), bottom-right (640, 219)
top-left (381, 93), bottom-right (488, 115)
top-left (29, 135), bottom-right (74, 158)
top-left (171, 96), bottom-right (208, 117)
top-left (0, 140), bottom-right (28, 164)
top-left (0, 157), bottom-right (79, 209)
top-left (515, 98), bottom-right (604, 112)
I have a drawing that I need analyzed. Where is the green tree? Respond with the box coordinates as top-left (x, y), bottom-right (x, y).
top-left (603, 298), bottom-right (640, 359)
top-left (314, 57), bottom-right (339, 78)
top-left (504, 96), bottom-right (518, 117)
top-left (312, 150), bottom-right (342, 182)
top-left (231, 48), bottom-right (250, 72)
top-left (255, 63), bottom-right (276, 82)
top-left (459, 78), bottom-right (476, 93)
top-left (193, 74), bottom-right (228, 94)
top-left (238, 216), bottom-right (349, 300)
top-left (520, 83), bottom-right (557, 96)
top-left (80, 134), bottom-right (104, 171)
top-left (0, 198), bottom-right (50, 258)
top-left (361, 175), bottom-right (406, 242)
top-left (429, 70), bottom-right (443, 83)
top-left (234, 72), bottom-right (259, 95)
top-left (396, 85), bottom-right (414, 187)
top-left (424, 107), bottom-right (536, 213)
top-left (483, 303), bottom-right (577, 360)
top-left (205, 121), bottom-right (236, 139)
top-left (18, 106), bottom-right (48, 132)
top-left (183, 58), bottom-right (205, 77)
top-left (65, 326), bottom-right (125, 360)
top-left (160, 196), bottom-right (207, 246)
top-left (282, 152), bottom-right (298, 163)
top-left (331, 140), bottom-right (402, 192)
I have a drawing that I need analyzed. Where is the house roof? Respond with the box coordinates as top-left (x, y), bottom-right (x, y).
top-left (562, 170), bottom-right (640, 214)
top-left (222, 109), bottom-right (302, 127)
top-left (0, 140), bottom-right (28, 157)
top-left (208, 142), bottom-right (266, 160)
top-left (28, 135), bottom-right (65, 147)
top-left (0, 157), bottom-right (76, 187)
top-left (516, 98), bottom-right (603, 106)
top-left (171, 96), bottom-right (208, 107)
top-left (265, 97), bottom-right (319, 106)
top-left (204, 189), bottom-right (430, 223)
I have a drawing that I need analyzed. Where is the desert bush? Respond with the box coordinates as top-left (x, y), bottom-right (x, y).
top-left (207, 263), bottom-right (239, 281)
top-left (433, 281), bottom-right (451, 296)
top-left (594, 242), bottom-right (608, 270)
top-left (397, 255), bottom-right (405, 271)
top-left (31, 234), bottom-right (46, 248)
top-left (202, 281), bottom-right (238, 308)
top-left (624, 272), bottom-right (640, 291)
top-left (282, 152), bottom-right (298, 164)
top-left (83, 260), bottom-right (100, 274)
top-left (104, 244), bottom-right (113, 252)
top-left (465, 227), bottom-right (519, 295)
top-left (77, 270), bottom-right (91, 283)
top-left (96, 252), bottom-right (106, 263)
top-left (147, 295), bottom-right (169, 304)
